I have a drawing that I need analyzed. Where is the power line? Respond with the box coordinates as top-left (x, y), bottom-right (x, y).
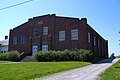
top-left (0, 0), bottom-right (34, 11)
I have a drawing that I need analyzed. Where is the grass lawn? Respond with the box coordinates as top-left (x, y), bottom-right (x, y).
top-left (0, 60), bottom-right (11, 63)
top-left (0, 61), bottom-right (91, 80)
top-left (100, 59), bottom-right (120, 80)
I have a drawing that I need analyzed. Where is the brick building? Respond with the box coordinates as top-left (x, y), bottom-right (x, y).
top-left (9, 14), bottom-right (108, 58)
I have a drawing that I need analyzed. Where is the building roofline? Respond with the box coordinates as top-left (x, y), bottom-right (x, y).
top-left (11, 14), bottom-right (86, 31)
top-left (11, 22), bottom-right (28, 31)
top-left (87, 24), bottom-right (106, 41)
top-left (10, 14), bottom-right (107, 41)
top-left (33, 14), bottom-right (82, 21)
top-left (55, 15), bottom-right (80, 20)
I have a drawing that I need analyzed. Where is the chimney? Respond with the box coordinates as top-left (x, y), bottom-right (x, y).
top-left (81, 18), bottom-right (87, 24)
top-left (28, 18), bottom-right (33, 21)
top-left (51, 14), bottom-right (56, 16)
top-left (5, 36), bottom-right (8, 40)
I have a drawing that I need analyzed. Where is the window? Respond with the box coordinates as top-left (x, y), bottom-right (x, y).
top-left (102, 41), bottom-right (103, 50)
top-left (20, 35), bottom-right (25, 44)
top-left (88, 32), bottom-right (91, 43)
top-left (13, 36), bottom-right (17, 44)
top-left (33, 27), bottom-right (38, 36)
top-left (43, 26), bottom-right (48, 35)
top-left (71, 29), bottom-right (78, 40)
top-left (98, 39), bottom-right (100, 47)
top-left (38, 21), bottom-right (43, 25)
top-left (94, 36), bottom-right (96, 46)
top-left (59, 31), bottom-right (65, 41)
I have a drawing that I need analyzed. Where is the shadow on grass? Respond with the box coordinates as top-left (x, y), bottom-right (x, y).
top-left (115, 66), bottom-right (120, 68)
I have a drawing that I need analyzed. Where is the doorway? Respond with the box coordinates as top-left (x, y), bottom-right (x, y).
top-left (42, 42), bottom-right (48, 52)
top-left (32, 43), bottom-right (38, 54)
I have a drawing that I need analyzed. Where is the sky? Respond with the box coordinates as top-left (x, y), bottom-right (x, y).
top-left (0, 0), bottom-right (120, 56)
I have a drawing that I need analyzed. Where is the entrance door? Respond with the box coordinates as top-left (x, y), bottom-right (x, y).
top-left (42, 44), bottom-right (48, 52)
top-left (32, 44), bottom-right (38, 54)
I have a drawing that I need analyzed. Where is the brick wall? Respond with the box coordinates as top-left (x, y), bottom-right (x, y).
top-left (9, 14), bottom-right (108, 58)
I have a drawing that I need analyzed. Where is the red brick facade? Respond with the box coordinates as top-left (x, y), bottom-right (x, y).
top-left (9, 14), bottom-right (108, 58)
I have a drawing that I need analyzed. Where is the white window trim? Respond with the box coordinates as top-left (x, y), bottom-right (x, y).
top-left (94, 36), bottom-right (96, 46)
top-left (88, 32), bottom-right (91, 43)
top-left (59, 30), bottom-right (65, 41)
top-left (43, 26), bottom-right (48, 35)
top-left (71, 29), bottom-right (78, 40)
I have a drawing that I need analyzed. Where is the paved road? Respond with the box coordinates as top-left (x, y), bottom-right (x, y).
top-left (36, 58), bottom-right (120, 80)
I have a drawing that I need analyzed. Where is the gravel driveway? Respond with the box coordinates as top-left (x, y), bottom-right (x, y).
top-left (35, 58), bottom-right (120, 80)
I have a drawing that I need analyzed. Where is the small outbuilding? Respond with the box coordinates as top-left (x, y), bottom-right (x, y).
top-left (0, 36), bottom-right (9, 53)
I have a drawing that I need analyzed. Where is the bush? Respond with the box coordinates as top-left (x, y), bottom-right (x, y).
top-left (0, 53), bottom-right (8, 60)
top-left (7, 51), bottom-right (20, 61)
top-left (33, 51), bottom-right (44, 61)
top-left (0, 51), bottom-right (20, 61)
top-left (34, 49), bottom-right (94, 62)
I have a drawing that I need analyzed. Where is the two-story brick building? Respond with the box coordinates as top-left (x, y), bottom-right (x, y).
top-left (9, 14), bottom-right (108, 58)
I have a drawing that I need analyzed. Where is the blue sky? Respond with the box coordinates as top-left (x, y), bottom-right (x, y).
top-left (0, 0), bottom-right (120, 56)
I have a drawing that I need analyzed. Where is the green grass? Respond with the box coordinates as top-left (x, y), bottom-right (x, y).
top-left (0, 62), bottom-right (91, 80)
top-left (100, 59), bottom-right (120, 80)
top-left (0, 60), bottom-right (11, 63)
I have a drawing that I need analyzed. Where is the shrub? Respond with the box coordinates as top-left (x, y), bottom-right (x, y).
top-left (0, 53), bottom-right (8, 60)
top-left (0, 51), bottom-right (20, 61)
top-left (34, 51), bottom-right (45, 61)
top-left (34, 49), bottom-right (94, 62)
top-left (62, 49), bottom-right (71, 61)
top-left (7, 51), bottom-right (20, 61)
